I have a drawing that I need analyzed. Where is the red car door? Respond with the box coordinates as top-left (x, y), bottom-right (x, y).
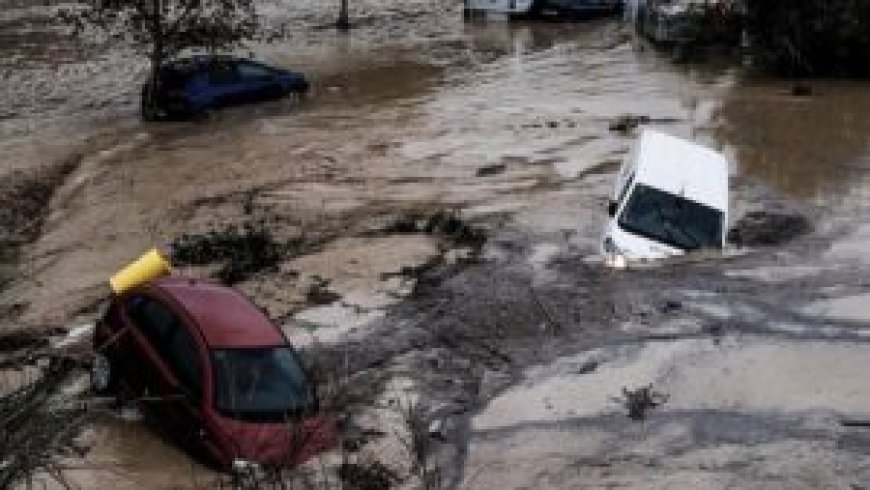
top-left (121, 295), bottom-right (180, 405)
top-left (123, 295), bottom-right (207, 451)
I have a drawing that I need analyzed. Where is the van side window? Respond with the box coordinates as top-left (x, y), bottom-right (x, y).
top-left (126, 296), bottom-right (203, 399)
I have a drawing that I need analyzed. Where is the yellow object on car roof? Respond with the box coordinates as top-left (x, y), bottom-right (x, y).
top-left (109, 248), bottom-right (172, 295)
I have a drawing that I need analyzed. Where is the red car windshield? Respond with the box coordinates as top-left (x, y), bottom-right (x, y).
top-left (212, 347), bottom-right (314, 421)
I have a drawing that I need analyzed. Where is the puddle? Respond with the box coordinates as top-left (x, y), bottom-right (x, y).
top-left (475, 336), bottom-right (870, 431)
top-left (289, 303), bottom-right (387, 347)
top-left (826, 223), bottom-right (870, 264)
top-left (288, 235), bottom-right (439, 308)
top-left (529, 242), bottom-right (561, 267)
top-left (463, 201), bottom-right (529, 218)
top-left (768, 321), bottom-right (870, 339)
top-left (465, 335), bottom-right (870, 488)
top-left (724, 264), bottom-right (829, 283)
top-left (283, 235), bottom-right (440, 345)
top-left (801, 294), bottom-right (870, 323)
top-left (552, 139), bottom-right (627, 179)
top-left (688, 301), bottom-right (765, 322)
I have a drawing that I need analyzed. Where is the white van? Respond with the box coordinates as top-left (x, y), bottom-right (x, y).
top-left (601, 130), bottom-right (729, 266)
top-left (463, 0), bottom-right (621, 18)
top-left (464, 0), bottom-right (536, 17)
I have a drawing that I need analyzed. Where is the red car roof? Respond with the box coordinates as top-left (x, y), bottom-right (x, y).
top-left (151, 277), bottom-right (286, 349)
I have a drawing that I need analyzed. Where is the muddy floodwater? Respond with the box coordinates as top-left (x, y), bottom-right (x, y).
top-left (3, 0), bottom-right (870, 487)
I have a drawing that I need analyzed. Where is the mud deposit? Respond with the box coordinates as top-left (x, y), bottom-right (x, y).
top-left (4, 0), bottom-right (870, 487)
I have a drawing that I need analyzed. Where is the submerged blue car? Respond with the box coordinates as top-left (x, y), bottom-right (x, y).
top-left (141, 56), bottom-right (310, 120)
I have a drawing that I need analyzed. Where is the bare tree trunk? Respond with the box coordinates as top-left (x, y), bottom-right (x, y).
top-left (145, 0), bottom-right (163, 119)
top-left (337, 0), bottom-right (350, 30)
top-left (152, 0), bottom-right (163, 83)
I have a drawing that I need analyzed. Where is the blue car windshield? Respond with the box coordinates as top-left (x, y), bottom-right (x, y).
top-left (618, 184), bottom-right (723, 251)
top-left (212, 347), bottom-right (313, 421)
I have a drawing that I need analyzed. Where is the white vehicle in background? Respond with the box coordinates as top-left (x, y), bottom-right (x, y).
top-left (601, 130), bottom-right (729, 267)
top-left (463, 0), bottom-right (622, 19)
top-left (464, 0), bottom-right (536, 17)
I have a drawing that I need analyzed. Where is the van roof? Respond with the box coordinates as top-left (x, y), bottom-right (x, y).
top-left (633, 130), bottom-right (729, 211)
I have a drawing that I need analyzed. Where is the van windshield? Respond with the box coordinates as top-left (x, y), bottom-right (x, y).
top-left (212, 347), bottom-right (313, 421)
top-left (618, 184), bottom-right (723, 251)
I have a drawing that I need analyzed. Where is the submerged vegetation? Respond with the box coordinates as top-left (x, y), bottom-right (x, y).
top-left (0, 333), bottom-right (87, 488)
top-left (611, 385), bottom-right (669, 422)
top-left (170, 222), bottom-right (292, 284)
top-left (385, 210), bottom-right (487, 250)
top-left (744, 0), bottom-right (870, 76)
top-left (639, 0), bottom-right (870, 76)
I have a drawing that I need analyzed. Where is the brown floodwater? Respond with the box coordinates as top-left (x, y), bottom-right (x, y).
top-left (4, 0), bottom-right (870, 487)
top-left (717, 79), bottom-right (870, 200)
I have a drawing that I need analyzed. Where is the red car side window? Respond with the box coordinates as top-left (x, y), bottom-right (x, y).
top-left (126, 295), bottom-right (204, 399)
top-left (165, 323), bottom-right (203, 399)
top-left (127, 295), bottom-right (174, 349)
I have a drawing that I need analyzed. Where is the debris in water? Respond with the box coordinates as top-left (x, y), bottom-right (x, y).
top-left (337, 460), bottom-right (399, 490)
top-left (661, 300), bottom-right (682, 313)
top-left (727, 210), bottom-right (812, 247)
top-left (791, 84), bottom-right (813, 97)
top-left (611, 384), bottom-right (669, 421)
top-left (0, 334), bottom-right (87, 488)
top-left (609, 114), bottom-right (651, 133)
top-left (170, 222), bottom-right (290, 284)
top-left (608, 115), bottom-right (681, 133)
top-left (476, 163), bottom-right (507, 177)
top-left (385, 210), bottom-right (486, 249)
top-left (0, 330), bottom-right (48, 352)
top-left (840, 419), bottom-right (870, 428)
top-left (305, 276), bottom-right (341, 305)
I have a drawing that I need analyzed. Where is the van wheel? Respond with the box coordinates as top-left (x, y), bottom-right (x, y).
top-left (91, 352), bottom-right (117, 395)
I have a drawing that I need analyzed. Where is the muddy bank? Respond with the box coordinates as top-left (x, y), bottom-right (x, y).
top-left (0, 328), bottom-right (90, 489)
top-left (0, 158), bottom-right (80, 248)
top-left (0, 155), bottom-right (83, 328)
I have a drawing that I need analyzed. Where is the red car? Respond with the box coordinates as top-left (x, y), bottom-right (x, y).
top-left (92, 277), bottom-right (335, 469)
